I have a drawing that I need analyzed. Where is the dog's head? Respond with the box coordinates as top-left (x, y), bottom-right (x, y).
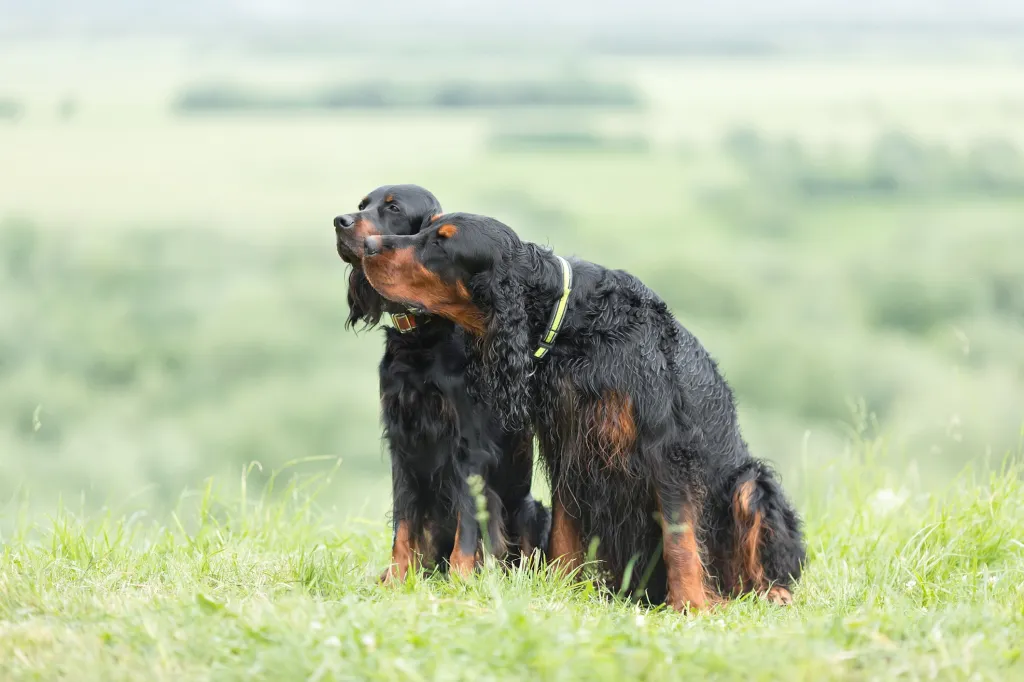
top-left (359, 212), bottom-right (521, 335)
top-left (361, 212), bottom-right (534, 429)
top-left (333, 184), bottom-right (442, 265)
top-left (333, 184), bottom-right (442, 328)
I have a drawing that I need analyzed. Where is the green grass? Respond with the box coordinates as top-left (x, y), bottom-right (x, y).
top-left (2, 452), bottom-right (1022, 681)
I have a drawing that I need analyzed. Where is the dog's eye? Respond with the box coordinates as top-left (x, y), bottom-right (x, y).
top-left (387, 204), bottom-right (401, 213)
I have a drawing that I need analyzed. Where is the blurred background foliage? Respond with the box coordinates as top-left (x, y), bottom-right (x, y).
top-left (1, 3), bottom-right (1022, 521)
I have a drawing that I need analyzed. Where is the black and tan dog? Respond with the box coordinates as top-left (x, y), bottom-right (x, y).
top-left (334, 188), bottom-right (549, 582)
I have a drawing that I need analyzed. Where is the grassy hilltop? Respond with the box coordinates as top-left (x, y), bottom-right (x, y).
top-left (2, 452), bottom-right (1022, 680)
top-left (1, 29), bottom-right (1023, 680)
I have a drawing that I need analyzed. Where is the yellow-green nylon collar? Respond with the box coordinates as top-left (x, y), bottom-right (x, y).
top-left (533, 255), bottom-right (573, 359)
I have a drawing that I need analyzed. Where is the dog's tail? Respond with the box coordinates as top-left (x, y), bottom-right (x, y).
top-left (727, 462), bottom-right (805, 602)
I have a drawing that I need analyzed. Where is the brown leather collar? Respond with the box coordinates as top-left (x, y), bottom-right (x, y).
top-left (391, 311), bottom-right (429, 333)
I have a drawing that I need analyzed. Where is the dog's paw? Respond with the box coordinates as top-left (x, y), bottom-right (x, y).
top-left (765, 585), bottom-right (793, 606)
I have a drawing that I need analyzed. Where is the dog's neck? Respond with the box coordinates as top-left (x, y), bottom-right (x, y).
top-left (518, 243), bottom-right (573, 336)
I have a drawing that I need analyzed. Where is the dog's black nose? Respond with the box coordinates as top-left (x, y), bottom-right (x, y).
top-left (334, 215), bottom-right (355, 231)
top-left (364, 235), bottom-right (382, 256)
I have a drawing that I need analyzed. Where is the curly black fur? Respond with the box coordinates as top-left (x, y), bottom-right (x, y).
top-left (361, 212), bottom-right (806, 607)
top-left (333, 188), bottom-right (549, 579)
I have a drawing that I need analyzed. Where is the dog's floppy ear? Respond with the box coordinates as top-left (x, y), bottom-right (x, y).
top-left (345, 268), bottom-right (385, 329)
top-left (471, 250), bottom-right (532, 431)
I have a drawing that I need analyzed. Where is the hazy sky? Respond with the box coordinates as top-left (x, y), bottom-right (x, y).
top-left (3, 0), bottom-right (1024, 33)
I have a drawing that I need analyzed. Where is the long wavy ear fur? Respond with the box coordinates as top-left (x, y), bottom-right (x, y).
top-left (346, 268), bottom-right (385, 329)
top-left (472, 254), bottom-right (532, 431)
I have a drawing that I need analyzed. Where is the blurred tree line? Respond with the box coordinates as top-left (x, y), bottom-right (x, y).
top-left (723, 128), bottom-right (1024, 198)
top-left (174, 78), bottom-right (643, 113)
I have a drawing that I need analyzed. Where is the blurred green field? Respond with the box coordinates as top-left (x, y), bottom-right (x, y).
top-left (1, 39), bottom-right (1023, 520)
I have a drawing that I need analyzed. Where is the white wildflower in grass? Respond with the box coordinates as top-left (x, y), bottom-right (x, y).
top-left (869, 488), bottom-right (909, 516)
